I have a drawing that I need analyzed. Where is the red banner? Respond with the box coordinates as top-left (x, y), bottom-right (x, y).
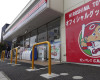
top-left (65, 0), bottom-right (100, 64)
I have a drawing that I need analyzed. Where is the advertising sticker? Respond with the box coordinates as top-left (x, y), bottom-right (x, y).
top-left (65, 0), bottom-right (100, 64)
top-left (51, 42), bottom-right (60, 60)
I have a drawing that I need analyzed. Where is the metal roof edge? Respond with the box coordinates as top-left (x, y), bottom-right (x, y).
top-left (5, 0), bottom-right (35, 32)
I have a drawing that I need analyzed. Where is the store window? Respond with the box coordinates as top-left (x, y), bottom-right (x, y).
top-left (30, 29), bottom-right (37, 47)
top-left (48, 18), bottom-right (60, 42)
top-left (19, 37), bottom-right (24, 47)
top-left (24, 33), bottom-right (30, 48)
top-left (38, 25), bottom-right (47, 42)
top-left (12, 41), bottom-right (17, 48)
top-left (47, 18), bottom-right (61, 60)
top-left (16, 36), bottom-right (24, 47)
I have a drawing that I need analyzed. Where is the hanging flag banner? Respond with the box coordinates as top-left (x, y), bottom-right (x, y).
top-left (65, 0), bottom-right (100, 64)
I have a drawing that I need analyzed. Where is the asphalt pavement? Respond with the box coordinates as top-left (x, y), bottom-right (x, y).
top-left (0, 59), bottom-right (100, 80)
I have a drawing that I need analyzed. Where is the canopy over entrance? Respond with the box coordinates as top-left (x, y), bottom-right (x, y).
top-left (3, 0), bottom-right (63, 41)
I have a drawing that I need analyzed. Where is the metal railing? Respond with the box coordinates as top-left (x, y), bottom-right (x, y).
top-left (32, 41), bottom-right (51, 75)
top-left (10, 48), bottom-right (18, 64)
top-left (1, 50), bottom-right (5, 61)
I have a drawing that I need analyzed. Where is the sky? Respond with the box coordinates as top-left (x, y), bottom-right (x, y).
top-left (0, 0), bottom-right (30, 40)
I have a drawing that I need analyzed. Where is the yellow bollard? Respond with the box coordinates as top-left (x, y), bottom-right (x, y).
top-left (1, 51), bottom-right (5, 61)
top-left (15, 48), bottom-right (18, 64)
top-left (32, 41), bottom-right (51, 75)
top-left (10, 48), bottom-right (18, 64)
top-left (10, 50), bottom-right (13, 64)
top-left (3, 51), bottom-right (5, 61)
top-left (48, 42), bottom-right (51, 75)
top-left (32, 45), bottom-right (35, 69)
top-left (1, 52), bottom-right (2, 61)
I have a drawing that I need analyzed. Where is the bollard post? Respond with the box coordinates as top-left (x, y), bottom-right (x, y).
top-left (10, 48), bottom-right (18, 64)
top-left (32, 41), bottom-right (51, 75)
top-left (48, 41), bottom-right (51, 75)
top-left (15, 48), bottom-right (18, 64)
top-left (1, 52), bottom-right (2, 61)
top-left (3, 51), bottom-right (5, 61)
top-left (32, 45), bottom-right (35, 69)
top-left (11, 50), bottom-right (13, 64)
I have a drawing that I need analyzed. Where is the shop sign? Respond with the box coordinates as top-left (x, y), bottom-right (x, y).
top-left (65, 0), bottom-right (100, 64)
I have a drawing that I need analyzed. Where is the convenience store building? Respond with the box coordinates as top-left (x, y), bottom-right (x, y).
top-left (3, 0), bottom-right (100, 65)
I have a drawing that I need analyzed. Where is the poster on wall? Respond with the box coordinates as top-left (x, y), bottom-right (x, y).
top-left (37, 45), bottom-right (46, 60)
top-left (37, 42), bottom-right (60, 60)
top-left (51, 42), bottom-right (60, 60)
top-left (65, 0), bottom-right (100, 64)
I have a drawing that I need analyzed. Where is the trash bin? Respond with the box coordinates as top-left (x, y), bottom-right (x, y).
top-left (30, 47), bottom-right (37, 60)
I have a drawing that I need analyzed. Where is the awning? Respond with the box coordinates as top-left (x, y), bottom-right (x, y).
top-left (3, 0), bottom-right (63, 41)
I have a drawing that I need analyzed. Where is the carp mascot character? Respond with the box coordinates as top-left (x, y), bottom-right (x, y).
top-left (81, 22), bottom-right (100, 57)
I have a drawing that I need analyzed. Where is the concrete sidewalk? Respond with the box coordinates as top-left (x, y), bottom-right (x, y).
top-left (0, 59), bottom-right (100, 80)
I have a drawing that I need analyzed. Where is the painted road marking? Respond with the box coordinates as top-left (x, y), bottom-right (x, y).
top-left (26, 68), bottom-right (40, 71)
top-left (60, 73), bottom-right (69, 76)
top-left (72, 76), bottom-right (83, 79)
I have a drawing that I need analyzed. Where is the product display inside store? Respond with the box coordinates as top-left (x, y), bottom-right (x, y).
top-left (11, 18), bottom-right (61, 61)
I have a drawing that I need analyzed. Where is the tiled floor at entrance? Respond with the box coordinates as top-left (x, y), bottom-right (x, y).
top-left (5, 58), bottom-right (60, 66)
top-left (18, 59), bottom-right (60, 66)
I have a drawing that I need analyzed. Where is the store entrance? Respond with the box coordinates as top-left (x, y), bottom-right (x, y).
top-left (15, 18), bottom-right (61, 62)
top-left (37, 45), bottom-right (47, 61)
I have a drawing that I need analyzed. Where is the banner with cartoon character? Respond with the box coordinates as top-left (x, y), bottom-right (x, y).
top-left (65, 0), bottom-right (100, 64)
top-left (51, 42), bottom-right (60, 60)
